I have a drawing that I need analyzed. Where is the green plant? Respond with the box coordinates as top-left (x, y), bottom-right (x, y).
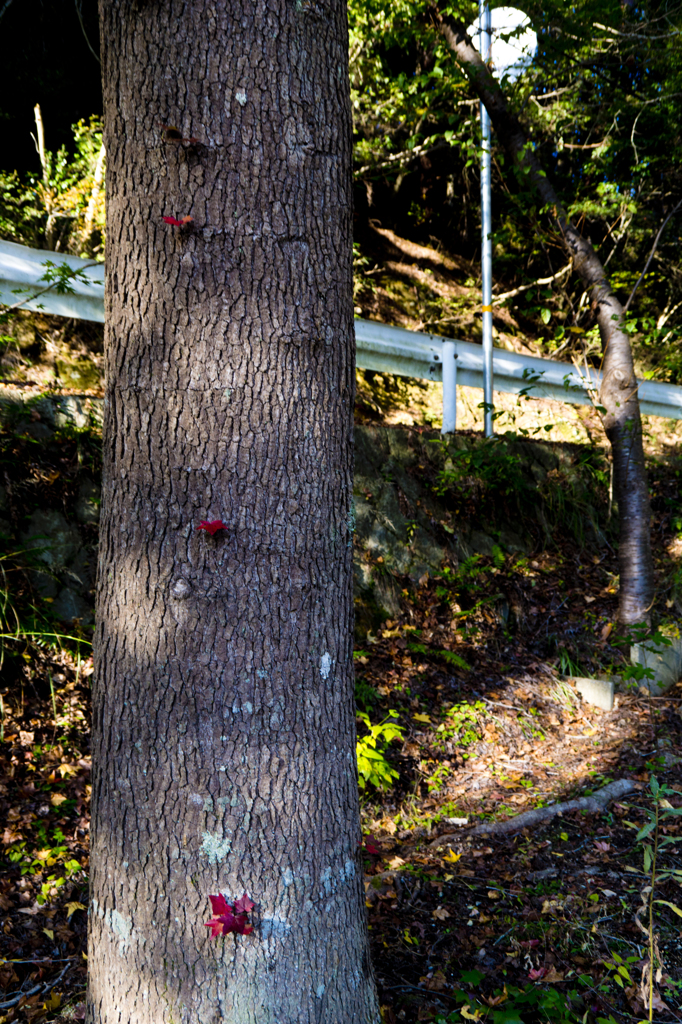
top-left (355, 677), bottom-right (379, 712)
top-left (356, 710), bottom-right (404, 791)
top-left (430, 971), bottom-right (584, 1024)
top-left (557, 648), bottom-right (583, 678)
top-left (0, 114), bottom-right (105, 256)
top-left (435, 701), bottom-right (486, 754)
top-left (353, 242), bottom-right (377, 302)
top-left (407, 641), bottom-right (470, 673)
top-left (598, 951), bottom-right (638, 999)
top-left (632, 776), bottom-right (682, 1021)
top-left (433, 437), bottom-right (530, 506)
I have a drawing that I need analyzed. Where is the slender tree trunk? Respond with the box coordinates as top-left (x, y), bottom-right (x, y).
top-left (89, 3), bottom-right (378, 1023)
top-left (435, 13), bottom-right (654, 624)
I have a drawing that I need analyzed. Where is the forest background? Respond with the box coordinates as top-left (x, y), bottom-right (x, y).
top-left (1, 1), bottom-right (682, 1023)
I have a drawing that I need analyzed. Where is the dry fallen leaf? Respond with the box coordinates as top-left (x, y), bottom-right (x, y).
top-left (460, 1005), bottom-right (483, 1021)
top-left (66, 901), bottom-right (86, 918)
top-left (422, 969), bottom-right (448, 991)
top-left (413, 713), bottom-right (431, 724)
top-left (44, 991), bottom-right (61, 1012)
top-left (432, 906), bottom-right (450, 921)
top-left (51, 793), bottom-right (68, 807)
top-left (387, 856), bottom-right (405, 870)
top-left (482, 986), bottom-right (508, 1007)
top-left (442, 848), bottom-right (461, 864)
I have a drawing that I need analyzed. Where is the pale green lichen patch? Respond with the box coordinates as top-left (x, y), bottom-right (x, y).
top-left (92, 898), bottom-right (134, 955)
top-left (200, 830), bottom-right (232, 863)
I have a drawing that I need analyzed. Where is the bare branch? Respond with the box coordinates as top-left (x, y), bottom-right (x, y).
top-left (354, 140), bottom-right (446, 177)
top-left (492, 261), bottom-right (572, 305)
top-left (75, 0), bottom-right (100, 64)
top-left (593, 20), bottom-right (680, 40)
top-left (657, 297), bottom-right (682, 331)
top-left (623, 198), bottom-right (682, 314)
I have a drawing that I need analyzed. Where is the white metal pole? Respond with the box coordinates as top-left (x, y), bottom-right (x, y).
top-left (441, 341), bottom-right (458, 434)
top-left (480, 0), bottom-right (494, 437)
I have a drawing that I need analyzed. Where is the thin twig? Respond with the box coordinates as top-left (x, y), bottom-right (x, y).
top-left (74, 0), bottom-right (100, 64)
top-left (492, 262), bottom-right (572, 305)
top-left (0, 963), bottom-right (70, 1011)
top-left (623, 198), bottom-right (682, 314)
top-left (1, 262), bottom-right (100, 316)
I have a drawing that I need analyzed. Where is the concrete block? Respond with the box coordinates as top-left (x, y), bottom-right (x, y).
top-left (631, 633), bottom-right (682, 697)
top-left (571, 676), bottom-right (615, 711)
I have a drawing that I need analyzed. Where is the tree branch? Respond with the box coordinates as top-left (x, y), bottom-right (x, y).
top-left (429, 779), bottom-right (636, 846)
top-left (492, 261), bottom-right (572, 305)
top-left (431, 3), bottom-right (654, 623)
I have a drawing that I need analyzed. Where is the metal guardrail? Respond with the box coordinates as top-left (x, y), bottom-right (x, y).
top-left (354, 318), bottom-right (682, 420)
top-left (2, 239), bottom-right (681, 422)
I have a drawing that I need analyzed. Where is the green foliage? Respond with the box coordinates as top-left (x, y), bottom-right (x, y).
top-left (349, 0), bottom-right (477, 173)
top-left (355, 676), bottom-right (379, 712)
top-left (431, 436), bottom-right (609, 548)
top-left (434, 437), bottom-right (530, 504)
top-left (349, 0), bottom-right (682, 370)
top-left (436, 701), bottom-right (486, 753)
top-left (356, 710), bottom-right (404, 790)
top-left (407, 640), bottom-right (470, 672)
top-left (0, 116), bottom-right (104, 256)
top-left (557, 648), bottom-right (583, 678)
top-left (430, 973), bottom-right (584, 1024)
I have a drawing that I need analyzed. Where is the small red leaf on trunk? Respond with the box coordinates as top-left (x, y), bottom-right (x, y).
top-left (197, 520), bottom-right (227, 535)
top-left (205, 893), bottom-right (254, 938)
top-left (234, 894), bottom-right (255, 915)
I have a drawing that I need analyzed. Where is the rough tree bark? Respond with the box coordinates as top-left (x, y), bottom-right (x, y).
top-left (89, 3), bottom-right (379, 1023)
top-left (434, 13), bottom-right (654, 625)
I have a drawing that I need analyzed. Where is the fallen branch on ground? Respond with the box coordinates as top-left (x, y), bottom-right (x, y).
top-left (429, 778), bottom-right (636, 846)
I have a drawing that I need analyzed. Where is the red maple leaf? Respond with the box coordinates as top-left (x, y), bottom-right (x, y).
top-left (528, 967), bottom-right (547, 981)
top-left (205, 893), bottom-right (254, 938)
top-left (197, 519), bottom-right (227, 535)
top-left (163, 215), bottom-right (193, 226)
top-left (233, 894), bottom-right (255, 915)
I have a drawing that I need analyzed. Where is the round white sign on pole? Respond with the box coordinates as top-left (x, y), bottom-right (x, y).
top-left (466, 6), bottom-right (537, 81)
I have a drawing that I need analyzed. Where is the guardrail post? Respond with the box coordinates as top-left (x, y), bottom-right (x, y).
top-left (441, 341), bottom-right (458, 434)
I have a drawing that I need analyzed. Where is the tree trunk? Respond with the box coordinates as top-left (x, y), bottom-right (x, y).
top-left (89, 3), bottom-right (378, 1023)
top-left (435, 13), bottom-right (654, 624)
